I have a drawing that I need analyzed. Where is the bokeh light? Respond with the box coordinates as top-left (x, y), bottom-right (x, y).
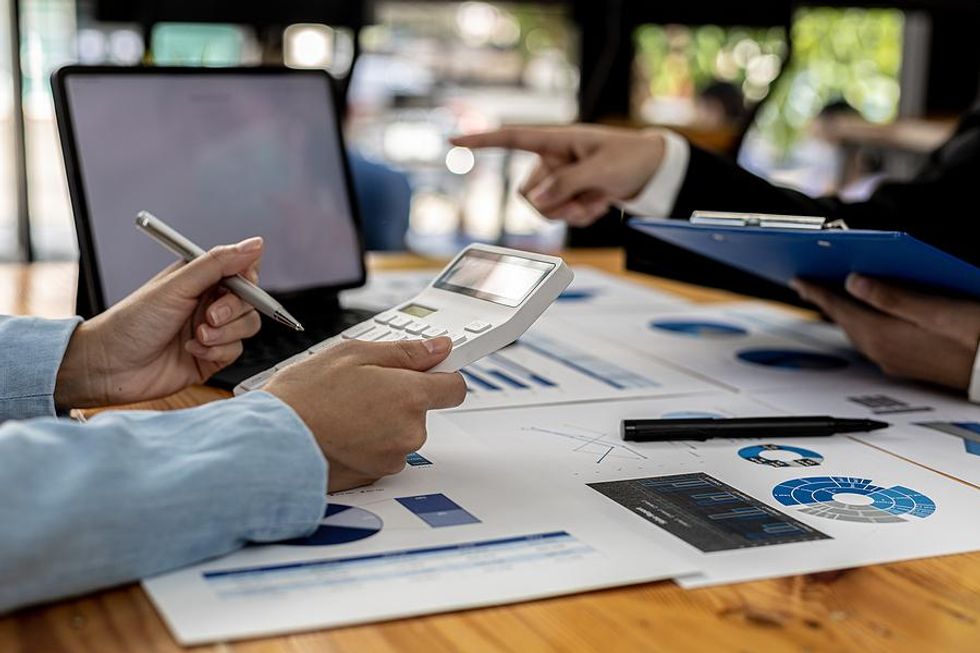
top-left (446, 146), bottom-right (476, 175)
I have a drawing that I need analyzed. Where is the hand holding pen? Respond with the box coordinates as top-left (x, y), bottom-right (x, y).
top-left (135, 211), bottom-right (304, 332)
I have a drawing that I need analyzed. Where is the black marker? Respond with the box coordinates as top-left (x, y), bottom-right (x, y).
top-left (621, 416), bottom-right (890, 442)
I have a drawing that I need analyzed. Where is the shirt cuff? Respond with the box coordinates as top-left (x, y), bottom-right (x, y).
top-left (0, 316), bottom-right (82, 421)
top-left (214, 391), bottom-right (328, 542)
top-left (969, 345), bottom-right (980, 404)
top-left (618, 129), bottom-right (691, 218)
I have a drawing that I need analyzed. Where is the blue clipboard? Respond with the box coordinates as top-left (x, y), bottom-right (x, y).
top-left (629, 218), bottom-right (980, 299)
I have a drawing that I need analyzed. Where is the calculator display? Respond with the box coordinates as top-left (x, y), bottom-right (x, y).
top-left (400, 304), bottom-right (436, 318)
top-left (434, 250), bottom-right (554, 307)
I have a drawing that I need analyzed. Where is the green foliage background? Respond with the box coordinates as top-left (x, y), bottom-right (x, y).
top-left (635, 7), bottom-right (905, 158)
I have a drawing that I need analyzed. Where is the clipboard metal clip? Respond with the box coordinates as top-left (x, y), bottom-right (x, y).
top-left (690, 211), bottom-right (848, 231)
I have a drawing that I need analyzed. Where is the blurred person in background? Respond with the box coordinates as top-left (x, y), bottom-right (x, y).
top-left (453, 102), bottom-right (980, 401)
top-left (695, 81), bottom-right (749, 128)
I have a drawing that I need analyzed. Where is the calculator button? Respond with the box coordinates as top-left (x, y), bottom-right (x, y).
top-left (342, 323), bottom-right (375, 339)
top-left (463, 320), bottom-right (492, 334)
top-left (387, 315), bottom-right (412, 329)
top-left (376, 331), bottom-right (407, 342)
top-left (447, 332), bottom-right (468, 345)
top-left (421, 326), bottom-right (448, 338)
top-left (366, 329), bottom-right (392, 341)
top-left (374, 313), bottom-right (397, 325)
top-left (405, 321), bottom-right (429, 335)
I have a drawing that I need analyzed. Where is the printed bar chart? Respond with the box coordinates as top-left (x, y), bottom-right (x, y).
top-left (589, 473), bottom-right (830, 552)
top-left (518, 332), bottom-right (660, 390)
top-left (203, 532), bottom-right (592, 598)
top-left (395, 494), bottom-right (482, 528)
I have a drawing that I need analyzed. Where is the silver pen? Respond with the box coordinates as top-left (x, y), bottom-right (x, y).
top-left (135, 210), bottom-right (304, 331)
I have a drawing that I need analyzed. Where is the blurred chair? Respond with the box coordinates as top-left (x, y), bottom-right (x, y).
top-left (347, 152), bottom-right (411, 251)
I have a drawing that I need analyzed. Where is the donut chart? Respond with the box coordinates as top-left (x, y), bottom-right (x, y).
top-left (281, 504), bottom-right (383, 546)
top-left (650, 320), bottom-right (748, 338)
top-left (773, 476), bottom-right (936, 523)
top-left (738, 444), bottom-right (824, 467)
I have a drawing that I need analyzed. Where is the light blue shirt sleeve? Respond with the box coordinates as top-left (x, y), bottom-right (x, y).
top-left (0, 316), bottom-right (82, 421)
top-left (0, 316), bottom-right (328, 612)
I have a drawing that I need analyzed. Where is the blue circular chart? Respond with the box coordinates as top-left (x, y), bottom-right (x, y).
top-left (650, 320), bottom-right (748, 338)
top-left (281, 504), bottom-right (383, 546)
top-left (738, 444), bottom-right (824, 467)
top-left (772, 476), bottom-right (936, 523)
top-left (736, 348), bottom-right (849, 370)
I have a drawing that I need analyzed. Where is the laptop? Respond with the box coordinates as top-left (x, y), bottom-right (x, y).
top-left (52, 66), bottom-right (376, 389)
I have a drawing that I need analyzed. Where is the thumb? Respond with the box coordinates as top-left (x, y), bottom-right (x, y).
top-left (347, 337), bottom-right (454, 371)
top-left (163, 237), bottom-right (264, 299)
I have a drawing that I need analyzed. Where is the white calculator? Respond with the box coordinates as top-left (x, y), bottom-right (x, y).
top-left (234, 244), bottom-right (573, 394)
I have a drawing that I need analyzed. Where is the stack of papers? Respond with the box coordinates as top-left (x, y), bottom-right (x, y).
top-left (146, 267), bottom-right (980, 644)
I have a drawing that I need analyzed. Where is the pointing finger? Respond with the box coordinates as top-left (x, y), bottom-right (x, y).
top-left (451, 127), bottom-right (573, 156)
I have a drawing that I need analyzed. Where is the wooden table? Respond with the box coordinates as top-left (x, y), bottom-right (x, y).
top-left (2, 250), bottom-right (978, 653)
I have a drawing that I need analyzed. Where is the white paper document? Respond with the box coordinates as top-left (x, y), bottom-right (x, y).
top-left (671, 435), bottom-right (980, 588)
top-left (144, 425), bottom-right (696, 644)
top-left (559, 303), bottom-right (890, 393)
top-left (440, 395), bottom-right (980, 588)
top-left (144, 270), bottom-right (980, 642)
top-left (451, 315), bottom-right (719, 411)
top-left (542, 266), bottom-right (691, 313)
top-left (757, 385), bottom-right (980, 487)
top-left (442, 392), bottom-right (778, 479)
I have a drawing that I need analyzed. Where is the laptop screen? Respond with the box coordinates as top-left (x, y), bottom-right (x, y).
top-left (62, 70), bottom-right (363, 306)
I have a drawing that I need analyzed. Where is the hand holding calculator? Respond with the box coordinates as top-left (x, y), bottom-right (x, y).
top-left (234, 244), bottom-right (573, 394)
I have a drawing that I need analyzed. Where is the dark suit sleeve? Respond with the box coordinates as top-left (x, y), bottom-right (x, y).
top-left (668, 139), bottom-right (979, 266)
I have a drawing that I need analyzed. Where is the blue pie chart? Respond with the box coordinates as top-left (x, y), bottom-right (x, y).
top-left (773, 476), bottom-right (936, 523)
top-left (736, 348), bottom-right (849, 370)
top-left (650, 320), bottom-right (748, 337)
top-left (281, 504), bottom-right (383, 546)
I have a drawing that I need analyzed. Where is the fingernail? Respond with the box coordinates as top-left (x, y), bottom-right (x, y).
top-left (845, 273), bottom-right (869, 298)
top-left (210, 305), bottom-right (232, 325)
top-left (236, 236), bottom-right (263, 253)
top-left (423, 336), bottom-right (451, 355)
top-left (199, 325), bottom-right (214, 344)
